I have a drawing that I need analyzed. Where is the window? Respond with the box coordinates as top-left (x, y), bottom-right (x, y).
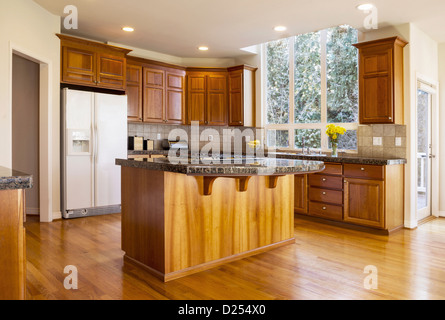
top-left (265, 25), bottom-right (358, 152)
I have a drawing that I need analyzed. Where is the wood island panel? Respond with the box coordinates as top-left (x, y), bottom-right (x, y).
top-left (121, 167), bottom-right (295, 281)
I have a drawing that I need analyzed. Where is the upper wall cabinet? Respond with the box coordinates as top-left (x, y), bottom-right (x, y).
top-left (126, 57), bottom-right (186, 124)
top-left (187, 69), bottom-right (228, 126)
top-left (353, 37), bottom-right (408, 125)
top-left (227, 65), bottom-right (257, 127)
top-left (57, 34), bottom-right (132, 91)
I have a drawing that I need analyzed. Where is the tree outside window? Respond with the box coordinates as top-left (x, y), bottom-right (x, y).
top-left (266, 25), bottom-right (359, 152)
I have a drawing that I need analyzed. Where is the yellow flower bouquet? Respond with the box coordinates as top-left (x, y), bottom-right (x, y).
top-left (326, 124), bottom-right (346, 157)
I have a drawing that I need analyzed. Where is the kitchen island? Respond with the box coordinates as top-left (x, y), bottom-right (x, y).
top-left (116, 156), bottom-right (324, 281)
top-left (0, 166), bottom-right (32, 300)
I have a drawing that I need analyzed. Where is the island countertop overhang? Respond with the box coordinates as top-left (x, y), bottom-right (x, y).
top-left (115, 157), bottom-right (325, 176)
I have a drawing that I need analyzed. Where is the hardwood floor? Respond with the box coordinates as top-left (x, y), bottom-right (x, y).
top-left (24, 214), bottom-right (445, 300)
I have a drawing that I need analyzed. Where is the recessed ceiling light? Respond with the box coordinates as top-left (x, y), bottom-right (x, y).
top-left (198, 46), bottom-right (209, 51)
top-left (274, 26), bottom-right (287, 32)
top-left (122, 26), bottom-right (134, 32)
top-left (356, 3), bottom-right (374, 11)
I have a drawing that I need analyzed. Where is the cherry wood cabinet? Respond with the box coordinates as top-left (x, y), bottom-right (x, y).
top-left (126, 64), bottom-right (143, 122)
top-left (187, 70), bottom-right (228, 126)
top-left (353, 37), bottom-right (408, 125)
top-left (228, 65), bottom-right (257, 127)
top-left (295, 163), bottom-right (404, 233)
top-left (127, 57), bottom-right (186, 124)
top-left (57, 34), bottom-right (131, 91)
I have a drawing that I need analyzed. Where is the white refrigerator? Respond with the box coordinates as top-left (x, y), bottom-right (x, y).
top-left (61, 88), bottom-right (127, 219)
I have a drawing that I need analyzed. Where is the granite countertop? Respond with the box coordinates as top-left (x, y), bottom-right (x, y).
top-left (0, 166), bottom-right (33, 191)
top-left (271, 152), bottom-right (407, 165)
top-left (116, 156), bottom-right (325, 176)
top-left (127, 149), bottom-right (407, 166)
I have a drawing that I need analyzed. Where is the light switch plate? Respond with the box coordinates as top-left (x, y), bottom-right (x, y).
top-left (395, 137), bottom-right (402, 146)
top-left (373, 137), bottom-right (382, 146)
top-left (157, 133), bottom-right (161, 140)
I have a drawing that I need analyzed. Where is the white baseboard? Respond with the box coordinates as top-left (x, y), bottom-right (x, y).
top-left (404, 220), bottom-right (418, 229)
top-left (52, 211), bottom-right (62, 220)
top-left (438, 211), bottom-right (445, 217)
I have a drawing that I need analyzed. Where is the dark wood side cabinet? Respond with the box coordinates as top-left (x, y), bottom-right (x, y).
top-left (353, 37), bottom-right (408, 124)
top-left (57, 34), bottom-right (132, 91)
top-left (228, 65), bottom-right (257, 127)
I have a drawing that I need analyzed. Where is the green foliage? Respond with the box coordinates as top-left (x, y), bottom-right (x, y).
top-left (294, 32), bottom-right (321, 123)
top-left (326, 26), bottom-right (359, 123)
top-left (266, 38), bottom-right (289, 124)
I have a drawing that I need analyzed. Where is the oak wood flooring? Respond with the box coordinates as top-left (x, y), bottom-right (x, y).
top-left (24, 214), bottom-right (445, 300)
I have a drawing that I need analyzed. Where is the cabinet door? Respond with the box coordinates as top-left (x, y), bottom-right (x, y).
top-left (143, 68), bottom-right (165, 123)
top-left (207, 73), bottom-right (227, 126)
top-left (62, 46), bottom-right (96, 86)
top-left (187, 73), bottom-right (206, 125)
top-left (96, 53), bottom-right (126, 90)
top-left (294, 174), bottom-right (308, 214)
top-left (165, 72), bottom-right (185, 124)
top-left (126, 64), bottom-right (143, 122)
top-left (359, 46), bottom-right (394, 124)
top-left (344, 178), bottom-right (385, 228)
top-left (228, 71), bottom-right (243, 126)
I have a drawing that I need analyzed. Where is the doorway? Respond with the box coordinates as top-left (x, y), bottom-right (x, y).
top-left (416, 79), bottom-right (437, 221)
top-left (12, 54), bottom-right (40, 216)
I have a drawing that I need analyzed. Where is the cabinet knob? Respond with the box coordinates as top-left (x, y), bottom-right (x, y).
top-left (388, 117), bottom-right (392, 120)
top-left (322, 207), bottom-right (327, 210)
top-left (322, 192), bottom-right (326, 195)
top-left (361, 167), bottom-right (365, 171)
top-left (322, 178), bottom-right (327, 181)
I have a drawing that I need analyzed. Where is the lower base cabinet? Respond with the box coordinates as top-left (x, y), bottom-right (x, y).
top-left (295, 163), bottom-right (404, 233)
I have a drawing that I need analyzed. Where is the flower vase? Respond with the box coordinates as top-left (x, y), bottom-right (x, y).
top-left (331, 142), bottom-right (338, 157)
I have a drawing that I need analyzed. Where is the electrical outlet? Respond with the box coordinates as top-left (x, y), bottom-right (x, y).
top-left (395, 137), bottom-right (402, 146)
top-left (373, 137), bottom-right (382, 146)
top-left (157, 133), bottom-right (161, 140)
top-left (208, 135), bottom-right (213, 141)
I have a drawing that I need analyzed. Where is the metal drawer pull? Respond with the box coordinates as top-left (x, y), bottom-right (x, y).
top-left (322, 207), bottom-right (327, 210)
top-left (361, 167), bottom-right (365, 171)
top-left (322, 178), bottom-right (327, 181)
top-left (322, 192), bottom-right (326, 195)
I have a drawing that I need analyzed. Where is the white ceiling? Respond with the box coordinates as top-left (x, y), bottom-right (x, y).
top-left (34, 0), bottom-right (445, 58)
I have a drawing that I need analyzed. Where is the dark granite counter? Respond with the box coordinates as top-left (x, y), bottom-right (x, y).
top-left (127, 150), bottom-right (407, 166)
top-left (271, 152), bottom-right (407, 165)
top-left (0, 166), bottom-right (33, 191)
top-left (116, 156), bottom-right (325, 176)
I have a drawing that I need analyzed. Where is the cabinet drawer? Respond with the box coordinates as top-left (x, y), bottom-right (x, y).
top-left (309, 201), bottom-right (343, 221)
top-left (320, 163), bottom-right (342, 176)
top-left (308, 187), bottom-right (343, 205)
top-left (308, 174), bottom-right (343, 190)
top-left (344, 164), bottom-right (384, 180)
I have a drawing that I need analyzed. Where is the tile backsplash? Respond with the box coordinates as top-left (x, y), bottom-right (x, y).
top-left (128, 123), bottom-right (264, 152)
top-left (357, 124), bottom-right (406, 158)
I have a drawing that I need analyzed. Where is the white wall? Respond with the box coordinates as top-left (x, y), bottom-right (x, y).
top-left (438, 43), bottom-right (445, 216)
top-left (0, 0), bottom-right (61, 220)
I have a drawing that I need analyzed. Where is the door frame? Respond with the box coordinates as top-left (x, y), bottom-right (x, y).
top-left (9, 42), bottom-right (54, 222)
top-left (415, 73), bottom-right (439, 221)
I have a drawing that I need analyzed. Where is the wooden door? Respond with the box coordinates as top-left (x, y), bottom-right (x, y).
top-left (187, 73), bottom-right (206, 125)
top-left (143, 68), bottom-right (165, 123)
top-left (126, 64), bottom-right (143, 122)
top-left (165, 71), bottom-right (185, 124)
top-left (228, 71), bottom-right (243, 126)
top-left (96, 53), bottom-right (126, 90)
top-left (62, 46), bottom-right (96, 86)
top-left (344, 178), bottom-right (385, 228)
top-left (206, 73), bottom-right (227, 126)
top-left (358, 45), bottom-right (394, 124)
top-left (294, 174), bottom-right (308, 214)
